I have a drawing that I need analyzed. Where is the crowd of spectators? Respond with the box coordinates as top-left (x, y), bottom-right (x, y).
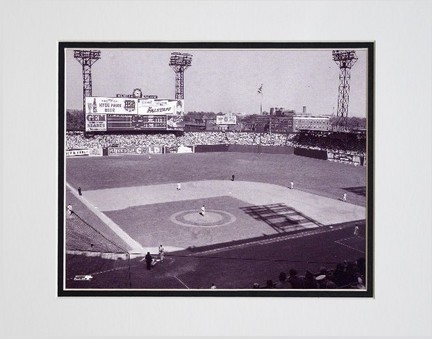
top-left (66, 131), bottom-right (294, 150)
top-left (292, 131), bottom-right (366, 155)
top-left (66, 130), bottom-right (365, 156)
top-left (255, 257), bottom-right (366, 290)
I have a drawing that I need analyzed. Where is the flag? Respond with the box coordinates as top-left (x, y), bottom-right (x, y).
top-left (257, 84), bottom-right (263, 94)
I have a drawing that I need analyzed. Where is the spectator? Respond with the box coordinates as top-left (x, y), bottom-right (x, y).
top-left (344, 261), bottom-right (359, 285)
top-left (303, 270), bottom-right (319, 289)
top-left (315, 274), bottom-right (337, 289)
top-left (331, 263), bottom-right (345, 287)
top-left (288, 268), bottom-right (304, 289)
top-left (356, 257), bottom-right (366, 279)
top-left (353, 277), bottom-right (365, 289)
top-left (264, 279), bottom-right (276, 289)
top-left (276, 272), bottom-right (292, 289)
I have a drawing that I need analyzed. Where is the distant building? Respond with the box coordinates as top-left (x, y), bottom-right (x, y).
top-left (252, 106), bottom-right (330, 133)
top-left (184, 117), bottom-right (206, 131)
top-left (269, 107), bottom-right (295, 117)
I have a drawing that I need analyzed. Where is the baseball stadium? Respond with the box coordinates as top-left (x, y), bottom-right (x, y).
top-left (60, 44), bottom-right (373, 295)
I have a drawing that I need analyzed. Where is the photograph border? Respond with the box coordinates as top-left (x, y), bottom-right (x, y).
top-left (58, 41), bottom-right (374, 297)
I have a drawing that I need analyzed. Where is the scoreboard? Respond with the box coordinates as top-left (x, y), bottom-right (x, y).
top-left (85, 96), bottom-right (184, 132)
top-left (107, 114), bottom-right (167, 130)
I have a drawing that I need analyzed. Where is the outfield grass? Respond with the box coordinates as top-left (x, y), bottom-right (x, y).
top-left (67, 152), bottom-right (366, 206)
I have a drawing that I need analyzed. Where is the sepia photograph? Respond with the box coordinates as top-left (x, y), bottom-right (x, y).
top-left (59, 42), bottom-right (374, 296)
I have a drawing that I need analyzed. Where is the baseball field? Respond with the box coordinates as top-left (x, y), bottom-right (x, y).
top-left (64, 151), bottom-right (367, 290)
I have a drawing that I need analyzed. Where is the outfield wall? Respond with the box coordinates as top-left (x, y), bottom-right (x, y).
top-left (228, 144), bottom-right (294, 154)
top-left (195, 144), bottom-right (230, 153)
top-left (102, 146), bottom-right (163, 156)
top-left (67, 144), bottom-right (364, 166)
top-left (195, 144), bottom-right (294, 154)
top-left (293, 147), bottom-right (328, 160)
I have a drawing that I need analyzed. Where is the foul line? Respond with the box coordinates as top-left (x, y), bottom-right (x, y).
top-left (173, 275), bottom-right (189, 289)
top-left (66, 182), bottom-right (145, 254)
top-left (334, 237), bottom-right (365, 254)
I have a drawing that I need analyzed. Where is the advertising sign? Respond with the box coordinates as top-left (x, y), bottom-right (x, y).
top-left (138, 99), bottom-right (184, 116)
top-left (116, 94), bottom-right (158, 99)
top-left (66, 149), bottom-right (90, 157)
top-left (166, 115), bottom-right (184, 130)
top-left (148, 146), bottom-right (163, 154)
top-left (85, 97), bottom-right (138, 114)
top-left (107, 147), bottom-right (147, 155)
top-left (85, 114), bottom-right (107, 131)
top-left (327, 151), bottom-right (361, 165)
top-left (138, 102), bottom-right (176, 115)
top-left (89, 147), bottom-right (103, 156)
top-left (165, 145), bottom-right (195, 154)
top-left (84, 97), bottom-right (185, 131)
top-left (107, 146), bottom-right (163, 156)
top-left (216, 115), bottom-right (237, 125)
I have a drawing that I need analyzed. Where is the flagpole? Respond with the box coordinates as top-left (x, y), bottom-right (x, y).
top-left (258, 84), bottom-right (263, 115)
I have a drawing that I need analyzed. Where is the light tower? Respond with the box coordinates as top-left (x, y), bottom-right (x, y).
top-left (332, 50), bottom-right (358, 125)
top-left (169, 52), bottom-right (193, 100)
top-left (74, 50), bottom-right (101, 113)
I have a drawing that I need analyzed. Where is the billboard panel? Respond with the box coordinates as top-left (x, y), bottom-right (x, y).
top-left (148, 146), bottom-right (163, 154)
top-left (165, 145), bottom-right (195, 153)
top-left (327, 151), bottom-right (361, 165)
top-left (85, 114), bottom-right (107, 131)
top-left (216, 115), bottom-right (237, 125)
top-left (84, 97), bottom-right (184, 132)
top-left (66, 149), bottom-right (90, 157)
top-left (106, 146), bottom-right (163, 156)
top-left (166, 116), bottom-right (184, 131)
top-left (138, 99), bottom-right (184, 116)
top-left (116, 94), bottom-right (158, 99)
top-left (85, 97), bottom-right (138, 114)
top-left (89, 147), bottom-right (103, 156)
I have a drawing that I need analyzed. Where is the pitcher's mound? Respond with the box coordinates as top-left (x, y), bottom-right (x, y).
top-left (170, 210), bottom-right (236, 228)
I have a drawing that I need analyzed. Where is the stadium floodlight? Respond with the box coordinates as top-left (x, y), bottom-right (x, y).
top-left (169, 52), bottom-right (193, 100)
top-left (332, 50), bottom-right (358, 126)
top-left (74, 50), bottom-right (101, 113)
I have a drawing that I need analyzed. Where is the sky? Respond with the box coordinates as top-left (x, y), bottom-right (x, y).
top-left (65, 48), bottom-right (368, 117)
